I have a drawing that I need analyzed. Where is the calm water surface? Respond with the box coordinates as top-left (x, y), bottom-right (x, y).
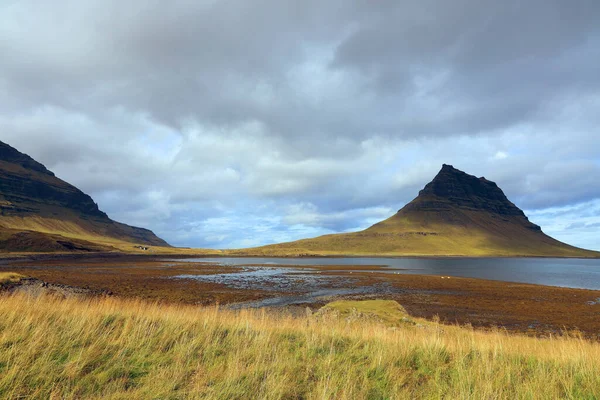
top-left (175, 257), bottom-right (600, 291)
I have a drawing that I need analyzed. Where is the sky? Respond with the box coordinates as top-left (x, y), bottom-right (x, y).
top-left (0, 0), bottom-right (599, 250)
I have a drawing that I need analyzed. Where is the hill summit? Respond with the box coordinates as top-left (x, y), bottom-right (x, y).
top-left (368, 164), bottom-right (542, 234)
top-left (241, 164), bottom-right (598, 257)
top-left (0, 140), bottom-right (169, 252)
top-left (412, 164), bottom-right (538, 220)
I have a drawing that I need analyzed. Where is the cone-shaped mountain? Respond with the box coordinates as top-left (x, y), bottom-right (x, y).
top-left (410, 164), bottom-right (535, 219)
top-left (242, 165), bottom-right (599, 257)
top-left (370, 164), bottom-right (541, 233)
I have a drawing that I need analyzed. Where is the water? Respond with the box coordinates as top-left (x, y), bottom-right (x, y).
top-left (173, 257), bottom-right (600, 291)
top-left (178, 267), bottom-right (329, 291)
top-left (226, 288), bottom-right (385, 309)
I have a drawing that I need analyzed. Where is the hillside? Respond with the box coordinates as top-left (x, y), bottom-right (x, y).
top-left (0, 140), bottom-right (169, 252)
top-left (237, 165), bottom-right (599, 257)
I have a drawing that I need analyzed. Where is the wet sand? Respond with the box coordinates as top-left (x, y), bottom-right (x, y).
top-left (2, 255), bottom-right (600, 338)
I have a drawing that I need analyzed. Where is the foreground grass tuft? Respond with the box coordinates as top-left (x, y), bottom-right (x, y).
top-left (0, 272), bottom-right (25, 284)
top-left (319, 300), bottom-right (414, 326)
top-left (0, 294), bottom-right (599, 399)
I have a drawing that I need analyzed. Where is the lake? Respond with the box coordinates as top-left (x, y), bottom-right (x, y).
top-left (174, 257), bottom-right (600, 291)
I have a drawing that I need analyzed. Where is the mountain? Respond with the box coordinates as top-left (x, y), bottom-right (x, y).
top-left (0, 140), bottom-right (169, 252)
top-left (239, 164), bottom-right (599, 257)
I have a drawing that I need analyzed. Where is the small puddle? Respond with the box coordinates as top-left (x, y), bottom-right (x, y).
top-left (175, 266), bottom-right (353, 292)
top-left (175, 265), bottom-right (398, 308)
top-left (226, 287), bottom-right (382, 309)
top-left (586, 298), bottom-right (600, 305)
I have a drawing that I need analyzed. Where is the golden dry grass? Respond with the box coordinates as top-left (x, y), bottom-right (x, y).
top-left (0, 272), bottom-right (25, 284)
top-left (319, 300), bottom-right (413, 326)
top-left (1, 294), bottom-right (599, 399)
top-left (0, 215), bottom-right (219, 256)
top-left (0, 216), bottom-right (143, 250)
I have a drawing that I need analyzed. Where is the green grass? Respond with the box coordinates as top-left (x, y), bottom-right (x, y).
top-left (1, 295), bottom-right (600, 399)
top-left (319, 300), bottom-right (414, 326)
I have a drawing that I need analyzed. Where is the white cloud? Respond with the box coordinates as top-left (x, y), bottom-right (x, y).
top-left (492, 151), bottom-right (509, 160)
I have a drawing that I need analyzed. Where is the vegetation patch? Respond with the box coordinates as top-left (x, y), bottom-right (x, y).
top-left (0, 272), bottom-right (25, 285)
top-left (1, 293), bottom-right (600, 399)
top-left (319, 299), bottom-right (415, 326)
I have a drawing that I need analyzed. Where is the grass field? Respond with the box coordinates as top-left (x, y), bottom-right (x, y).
top-left (1, 294), bottom-right (599, 399)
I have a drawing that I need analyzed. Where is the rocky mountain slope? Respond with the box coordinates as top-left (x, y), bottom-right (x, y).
top-left (0, 140), bottom-right (169, 252)
top-left (239, 165), bottom-right (599, 257)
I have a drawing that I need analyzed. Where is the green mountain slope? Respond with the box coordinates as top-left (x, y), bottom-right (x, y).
top-left (237, 165), bottom-right (599, 257)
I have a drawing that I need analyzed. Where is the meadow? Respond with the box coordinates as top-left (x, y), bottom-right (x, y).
top-left (1, 293), bottom-right (599, 399)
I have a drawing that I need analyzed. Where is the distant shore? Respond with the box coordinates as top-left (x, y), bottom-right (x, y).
top-left (2, 249), bottom-right (600, 262)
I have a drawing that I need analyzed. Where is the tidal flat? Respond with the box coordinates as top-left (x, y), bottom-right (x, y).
top-left (2, 254), bottom-right (600, 339)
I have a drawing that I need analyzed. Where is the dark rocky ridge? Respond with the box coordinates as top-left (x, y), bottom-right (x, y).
top-left (0, 141), bottom-right (55, 176)
top-left (401, 164), bottom-right (541, 231)
top-left (0, 141), bottom-right (107, 218)
top-left (0, 140), bottom-right (169, 248)
top-left (0, 168), bottom-right (108, 219)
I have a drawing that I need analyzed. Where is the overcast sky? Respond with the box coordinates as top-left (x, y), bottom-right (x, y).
top-left (1, 0), bottom-right (599, 250)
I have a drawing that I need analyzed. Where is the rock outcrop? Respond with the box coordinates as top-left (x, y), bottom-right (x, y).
top-left (400, 164), bottom-right (542, 231)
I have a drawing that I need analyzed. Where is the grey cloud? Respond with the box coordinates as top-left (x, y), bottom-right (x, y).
top-left (333, 0), bottom-right (600, 137)
top-left (0, 0), bottom-right (599, 249)
top-left (282, 203), bottom-right (394, 232)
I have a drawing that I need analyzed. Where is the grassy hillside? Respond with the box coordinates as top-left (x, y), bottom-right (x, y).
top-left (0, 213), bottom-right (159, 253)
top-left (234, 166), bottom-right (600, 258)
top-left (0, 204), bottom-right (170, 254)
top-left (0, 293), bottom-right (599, 399)
top-left (238, 209), bottom-right (599, 257)
top-left (0, 141), bottom-right (169, 252)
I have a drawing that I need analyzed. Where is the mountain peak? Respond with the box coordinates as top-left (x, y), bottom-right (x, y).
top-left (254, 164), bottom-right (596, 257)
top-left (407, 164), bottom-right (537, 224)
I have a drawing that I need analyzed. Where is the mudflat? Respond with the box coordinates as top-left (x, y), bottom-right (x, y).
top-left (2, 254), bottom-right (600, 339)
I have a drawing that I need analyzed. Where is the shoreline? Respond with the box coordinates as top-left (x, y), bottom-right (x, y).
top-left (2, 250), bottom-right (600, 261)
top-left (4, 251), bottom-right (600, 292)
top-left (2, 254), bottom-right (600, 339)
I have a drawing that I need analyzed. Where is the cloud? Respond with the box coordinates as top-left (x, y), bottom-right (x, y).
top-left (528, 199), bottom-right (600, 251)
top-left (0, 0), bottom-right (599, 250)
top-left (282, 202), bottom-right (394, 232)
top-left (492, 151), bottom-right (509, 161)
